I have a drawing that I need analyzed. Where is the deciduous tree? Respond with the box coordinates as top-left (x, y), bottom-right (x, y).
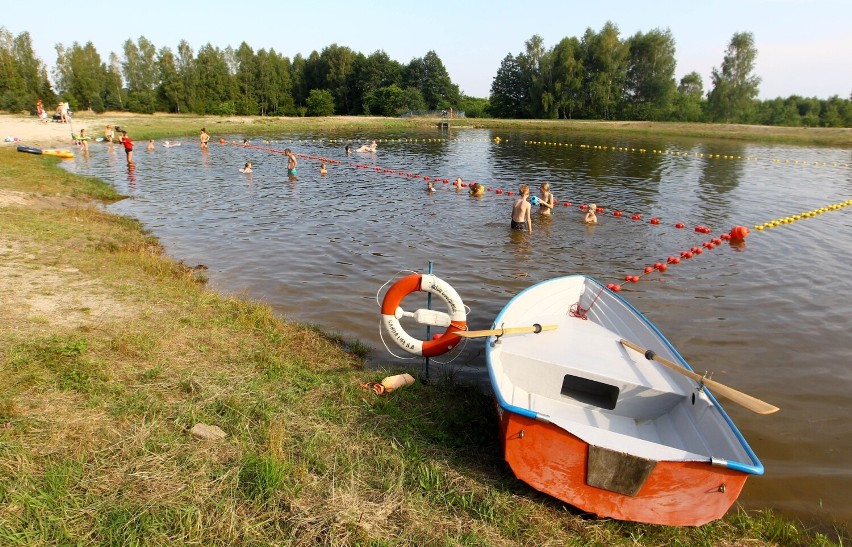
top-left (707, 32), bottom-right (761, 123)
top-left (624, 28), bottom-right (676, 120)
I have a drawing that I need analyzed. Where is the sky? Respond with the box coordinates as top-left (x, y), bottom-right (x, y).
top-left (3, 0), bottom-right (851, 100)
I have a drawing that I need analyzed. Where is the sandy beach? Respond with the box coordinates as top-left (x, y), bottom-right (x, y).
top-left (0, 112), bottom-right (83, 148)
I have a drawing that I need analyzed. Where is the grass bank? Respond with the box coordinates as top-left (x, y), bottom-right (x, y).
top-left (64, 111), bottom-right (852, 147)
top-left (0, 148), bottom-right (847, 545)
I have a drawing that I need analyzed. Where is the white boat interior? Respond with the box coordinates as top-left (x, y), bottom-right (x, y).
top-left (488, 275), bottom-right (758, 467)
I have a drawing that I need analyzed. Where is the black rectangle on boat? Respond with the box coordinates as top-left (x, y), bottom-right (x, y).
top-left (560, 374), bottom-right (619, 410)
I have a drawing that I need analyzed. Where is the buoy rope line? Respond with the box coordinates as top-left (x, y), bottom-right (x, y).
top-left (522, 140), bottom-right (850, 170)
top-left (601, 198), bottom-right (850, 292)
top-left (234, 137), bottom-right (850, 170)
top-left (751, 200), bottom-right (851, 232)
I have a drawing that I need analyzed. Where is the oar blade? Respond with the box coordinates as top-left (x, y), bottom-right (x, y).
top-left (619, 339), bottom-right (779, 415)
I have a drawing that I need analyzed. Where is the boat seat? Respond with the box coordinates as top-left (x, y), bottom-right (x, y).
top-left (498, 318), bottom-right (689, 420)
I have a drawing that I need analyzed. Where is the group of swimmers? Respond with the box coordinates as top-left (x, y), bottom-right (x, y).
top-left (511, 183), bottom-right (597, 234)
top-left (427, 177), bottom-right (594, 234)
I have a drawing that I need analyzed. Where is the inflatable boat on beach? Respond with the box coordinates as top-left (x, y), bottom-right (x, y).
top-left (17, 146), bottom-right (74, 158)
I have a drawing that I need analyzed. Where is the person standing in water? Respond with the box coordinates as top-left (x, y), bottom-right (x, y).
top-left (118, 131), bottom-right (134, 165)
top-left (78, 128), bottom-right (90, 153)
top-left (538, 182), bottom-right (555, 215)
top-left (584, 203), bottom-right (598, 224)
top-left (285, 148), bottom-right (298, 175)
top-left (511, 184), bottom-right (532, 234)
top-left (200, 128), bottom-right (210, 150)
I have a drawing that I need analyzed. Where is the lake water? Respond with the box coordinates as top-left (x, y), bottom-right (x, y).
top-left (64, 128), bottom-right (851, 529)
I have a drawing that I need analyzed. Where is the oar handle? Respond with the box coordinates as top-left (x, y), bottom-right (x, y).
top-left (456, 324), bottom-right (559, 338)
top-left (620, 339), bottom-right (779, 415)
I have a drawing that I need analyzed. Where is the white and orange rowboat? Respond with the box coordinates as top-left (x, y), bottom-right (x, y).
top-left (484, 274), bottom-right (767, 526)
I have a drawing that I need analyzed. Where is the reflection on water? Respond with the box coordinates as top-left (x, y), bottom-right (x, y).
top-left (63, 129), bottom-right (852, 529)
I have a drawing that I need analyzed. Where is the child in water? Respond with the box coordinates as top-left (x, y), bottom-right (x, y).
top-left (511, 184), bottom-right (532, 234)
top-left (241, 162), bottom-right (252, 173)
top-left (426, 180), bottom-right (435, 193)
top-left (584, 203), bottom-right (598, 224)
top-left (320, 163), bottom-right (328, 175)
top-left (118, 131), bottom-right (134, 165)
top-left (538, 182), bottom-right (555, 215)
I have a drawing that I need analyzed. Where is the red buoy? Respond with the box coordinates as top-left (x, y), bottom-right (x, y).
top-left (644, 266), bottom-right (653, 274)
top-left (564, 201), bottom-right (571, 207)
top-left (495, 189), bottom-right (503, 194)
top-left (580, 204), bottom-right (588, 211)
top-left (632, 214), bottom-right (641, 221)
top-left (730, 225), bottom-right (750, 240)
top-left (650, 218), bottom-right (660, 225)
top-left (596, 207), bottom-right (604, 214)
top-left (613, 210), bottom-right (622, 217)
top-left (675, 222), bottom-right (685, 229)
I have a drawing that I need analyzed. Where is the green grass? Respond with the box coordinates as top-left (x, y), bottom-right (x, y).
top-left (0, 146), bottom-right (848, 545)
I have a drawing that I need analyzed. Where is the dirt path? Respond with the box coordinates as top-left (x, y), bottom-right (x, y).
top-left (1, 113), bottom-right (81, 148)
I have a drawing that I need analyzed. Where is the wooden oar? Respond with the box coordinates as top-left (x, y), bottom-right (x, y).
top-left (456, 324), bottom-right (558, 338)
top-left (620, 339), bottom-right (779, 415)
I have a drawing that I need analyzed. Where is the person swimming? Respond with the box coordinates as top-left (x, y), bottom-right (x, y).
top-left (355, 140), bottom-right (377, 153)
top-left (240, 162), bottom-right (252, 174)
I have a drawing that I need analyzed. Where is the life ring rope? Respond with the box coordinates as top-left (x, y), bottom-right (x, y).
top-left (378, 272), bottom-right (468, 359)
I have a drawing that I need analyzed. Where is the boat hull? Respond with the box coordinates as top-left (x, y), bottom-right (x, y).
top-left (499, 410), bottom-right (748, 526)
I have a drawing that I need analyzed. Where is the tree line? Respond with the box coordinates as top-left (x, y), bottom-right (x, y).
top-left (1, 24), bottom-right (849, 127)
top-left (490, 26), bottom-right (851, 127)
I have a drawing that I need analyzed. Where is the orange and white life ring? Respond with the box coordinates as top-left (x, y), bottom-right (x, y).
top-left (381, 273), bottom-right (467, 357)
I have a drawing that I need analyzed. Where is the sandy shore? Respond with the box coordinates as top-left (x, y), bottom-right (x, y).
top-left (1, 113), bottom-right (86, 148)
